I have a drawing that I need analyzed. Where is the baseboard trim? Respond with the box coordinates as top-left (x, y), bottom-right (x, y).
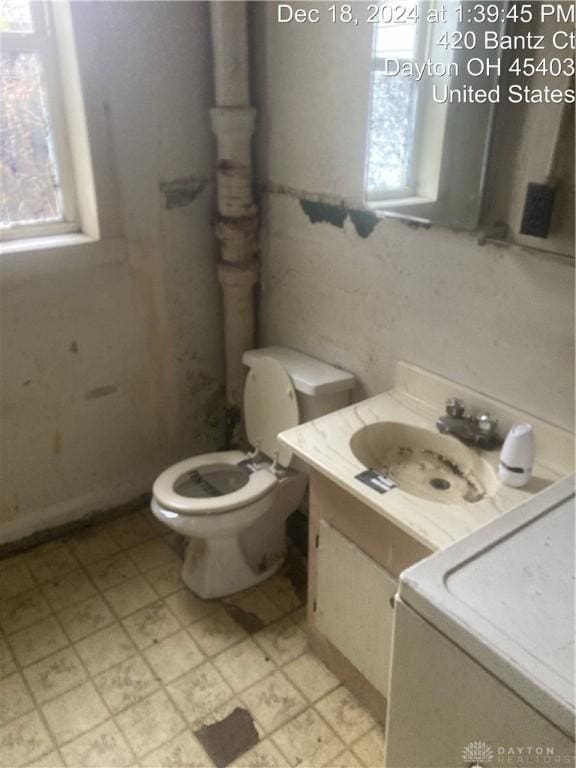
top-left (0, 489), bottom-right (151, 557)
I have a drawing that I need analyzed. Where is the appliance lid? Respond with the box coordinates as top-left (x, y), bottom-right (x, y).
top-left (398, 475), bottom-right (575, 738)
top-left (244, 357), bottom-right (299, 467)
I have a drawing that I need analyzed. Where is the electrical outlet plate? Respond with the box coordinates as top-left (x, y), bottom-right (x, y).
top-left (520, 182), bottom-right (556, 238)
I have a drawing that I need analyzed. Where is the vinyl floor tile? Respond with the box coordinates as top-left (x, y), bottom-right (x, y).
top-left (41, 680), bottom-right (108, 745)
top-left (24, 648), bottom-right (87, 705)
top-left (60, 719), bottom-right (134, 768)
top-left (0, 710), bottom-right (53, 768)
top-left (0, 515), bottom-right (379, 768)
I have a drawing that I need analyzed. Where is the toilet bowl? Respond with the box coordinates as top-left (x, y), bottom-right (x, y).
top-left (151, 347), bottom-right (355, 599)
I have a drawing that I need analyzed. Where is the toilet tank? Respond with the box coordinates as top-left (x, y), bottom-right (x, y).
top-left (242, 346), bottom-right (355, 423)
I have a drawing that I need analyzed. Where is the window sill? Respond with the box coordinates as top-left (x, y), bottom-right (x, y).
top-left (366, 195), bottom-right (435, 211)
top-left (366, 195), bottom-right (440, 226)
top-left (0, 232), bottom-right (97, 255)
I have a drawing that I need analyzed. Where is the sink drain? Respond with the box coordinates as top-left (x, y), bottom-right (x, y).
top-left (430, 478), bottom-right (451, 491)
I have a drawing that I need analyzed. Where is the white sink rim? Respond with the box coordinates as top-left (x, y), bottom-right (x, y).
top-left (349, 421), bottom-right (499, 506)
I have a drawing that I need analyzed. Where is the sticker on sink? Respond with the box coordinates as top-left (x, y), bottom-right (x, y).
top-left (355, 469), bottom-right (397, 494)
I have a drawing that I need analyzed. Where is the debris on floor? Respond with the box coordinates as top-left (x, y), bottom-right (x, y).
top-left (195, 706), bottom-right (259, 768)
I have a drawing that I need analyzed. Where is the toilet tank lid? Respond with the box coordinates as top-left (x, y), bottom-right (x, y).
top-left (242, 346), bottom-right (355, 397)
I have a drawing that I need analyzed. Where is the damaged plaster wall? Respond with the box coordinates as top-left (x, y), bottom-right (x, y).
top-left (0, 2), bottom-right (224, 543)
top-left (252, 2), bottom-right (574, 429)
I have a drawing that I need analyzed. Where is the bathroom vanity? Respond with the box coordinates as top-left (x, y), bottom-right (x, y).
top-left (278, 362), bottom-right (573, 720)
top-left (306, 471), bottom-right (431, 716)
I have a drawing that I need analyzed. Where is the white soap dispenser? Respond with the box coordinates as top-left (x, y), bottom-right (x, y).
top-left (499, 423), bottom-right (534, 488)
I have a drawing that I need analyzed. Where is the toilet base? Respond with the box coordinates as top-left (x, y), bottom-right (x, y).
top-left (181, 534), bottom-right (284, 600)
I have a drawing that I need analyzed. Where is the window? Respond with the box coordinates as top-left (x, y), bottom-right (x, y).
top-left (1, 0), bottom-right (79, 240)
top-left (366, 4), bottom-right (426, 198)
top-left (365, 1), bottom-right (503, 229)
top-left (366, 0), bottom-right (455, 207)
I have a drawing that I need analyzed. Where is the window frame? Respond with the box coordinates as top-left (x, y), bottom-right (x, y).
top-left (1, 1), bottom-right (80, 242)
top-left (367, 8), bottom-right (433, 202)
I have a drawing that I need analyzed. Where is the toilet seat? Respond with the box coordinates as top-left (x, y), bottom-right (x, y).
top-left (154, 358), bottom-right (300, 521)
top-left (152, 450), bottom-right (277, 516)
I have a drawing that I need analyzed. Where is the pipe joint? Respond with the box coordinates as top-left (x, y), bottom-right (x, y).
top-left (216, 215), bottom-right (258, 241)
top-left (217, 217), bottom-right (258, 263)
top-left (216, 173), bottom-right (256, 218)
top-left (217, 261), bottom-right (259, 289)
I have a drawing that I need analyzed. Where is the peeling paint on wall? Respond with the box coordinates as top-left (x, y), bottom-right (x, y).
top-left (300, 198), bottom-right (380, 239)
top-left (300, 199), bottom-right (347, 229)
top-left (160, 176), bottom-right (212, 210)
top-left (267, 184), bottom-right (438, 238)
top-left (402, 218), bottom-right (431, 231)
top-left (348, 209), bottom-right (379, 238)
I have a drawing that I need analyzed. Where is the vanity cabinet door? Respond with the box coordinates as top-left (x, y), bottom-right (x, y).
top-left (315, 519), bottom-right (397, 697)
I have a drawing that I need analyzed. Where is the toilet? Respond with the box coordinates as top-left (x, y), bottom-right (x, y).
top-left (151, 346), bottom-right (355, 599)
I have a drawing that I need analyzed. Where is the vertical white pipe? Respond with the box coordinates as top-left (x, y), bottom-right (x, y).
top-left (209, 1), bottom-right (258, 445)
top-left (210, 1), bottom-right (250, 107)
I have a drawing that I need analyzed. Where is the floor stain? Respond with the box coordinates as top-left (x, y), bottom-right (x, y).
top-left (222, 604), bottom-right (265, 635)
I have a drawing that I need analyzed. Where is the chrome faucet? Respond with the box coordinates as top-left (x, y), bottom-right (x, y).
top-left (436, 398), bottom-right (501, 450)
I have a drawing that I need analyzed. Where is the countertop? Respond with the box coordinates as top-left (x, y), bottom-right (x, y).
top-left (279, 362), bottom-right (573, 552)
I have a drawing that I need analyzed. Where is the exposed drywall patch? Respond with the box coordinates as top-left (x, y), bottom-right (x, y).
top-left (194, 707), bottom-right (259, 768)
top-left (85, 384), bottom-right (118, 400)
top-left (349, 209), bottom-right (379, 238)
top-left (300, 199), bottom-right (347, 228)
top-left (160, 176), bottom-right (210, 210)
top-left (300, 197), bottom-right (379, 238)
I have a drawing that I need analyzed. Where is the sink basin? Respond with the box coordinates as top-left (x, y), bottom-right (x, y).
top-left (350, 422), bottom-right (498, 505)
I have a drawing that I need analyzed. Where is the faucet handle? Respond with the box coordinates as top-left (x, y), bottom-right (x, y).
top-left (446, 398), bottom-right (465, 417)
top-left (476, 412), bottom-right (498, 434)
